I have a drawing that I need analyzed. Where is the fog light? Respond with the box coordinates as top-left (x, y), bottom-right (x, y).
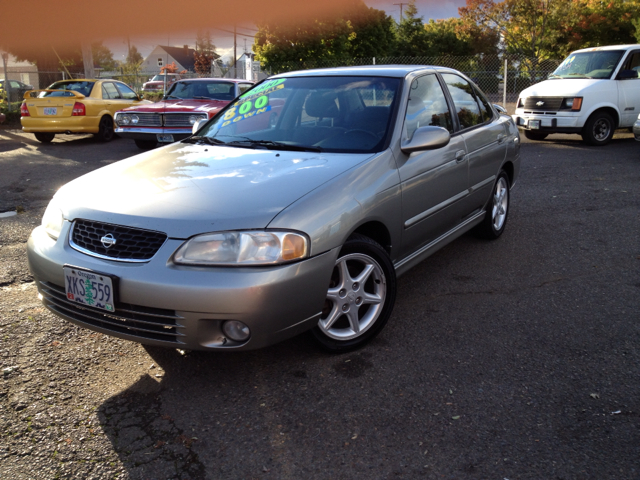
top-left (222, 320), bottom-right (250, 342)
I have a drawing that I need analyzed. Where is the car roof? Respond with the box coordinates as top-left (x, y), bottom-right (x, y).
top-left (272, 65), bottom-right (459, 79)
top-left (572, 44), bottom-right (640, 54)
top-left (174, 78), bottom-right (252, 84)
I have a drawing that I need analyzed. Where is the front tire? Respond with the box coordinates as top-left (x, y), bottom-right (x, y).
top-left (475, 170), bottom-right (510, 240)
top-left (523, 130), bottom-right (548, 141)
top-left (310, 234), bottom-right (396, 352)
top-left (95, 116), bottom-right (114, 142)
top-left (34, 132), bottom-right (55, 143)
top-left (581, 111), bottom-right (614, 146)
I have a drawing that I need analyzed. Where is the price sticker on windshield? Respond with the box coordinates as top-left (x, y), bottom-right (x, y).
top-left (221, 94), bottom-right (271, 126)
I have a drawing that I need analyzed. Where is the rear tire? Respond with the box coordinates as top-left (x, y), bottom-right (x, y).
top-left (135, 139), bottom-right (157, 150)
top-left (95, 116), bottom-right (114, 142)
top-left (523, 130), bottom-right (548, 141)
top-left (474, 170), bottom-right (510, 240)
top-left (34, 132), bottom-right (55, 143)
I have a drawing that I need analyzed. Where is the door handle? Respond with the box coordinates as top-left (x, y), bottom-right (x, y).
top-left (497, 134), bottom-right (506, 144)
top-left (455, 150), bottom-right (466, 162)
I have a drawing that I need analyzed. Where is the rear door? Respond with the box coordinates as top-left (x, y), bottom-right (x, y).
top-left (102, 82), bottom-right (130, 116)
top-left (441, 73), bottom-right (507, 214)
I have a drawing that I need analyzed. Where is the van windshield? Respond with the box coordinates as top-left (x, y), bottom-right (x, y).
top-left (551, 50), bottom-right (624, 79)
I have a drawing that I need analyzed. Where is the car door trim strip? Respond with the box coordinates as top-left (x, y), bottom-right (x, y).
top-left (469, 175), bottom-right (496, 193)
top-left (404, 189), bottom-right (469, 228)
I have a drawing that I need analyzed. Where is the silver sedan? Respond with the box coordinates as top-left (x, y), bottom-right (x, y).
top-left (27, 66), bottom-right (520, 352)
top-left (634, 113), bottom-right (640, 141)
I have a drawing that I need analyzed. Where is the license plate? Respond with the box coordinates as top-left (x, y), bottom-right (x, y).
top-left (157, 134), bottom-right (174, 142)
top-left (63, 267), bottom-right (115, 312)
top-left (528, 119), bottom-right (541, 129)
top-left (43, 107), bottom-right (57, 116)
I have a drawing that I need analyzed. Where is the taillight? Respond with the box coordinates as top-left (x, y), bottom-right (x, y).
top-left (20, 102), bottom-right (30, 117)
top-left (72, 102), bottom-right (86, 116)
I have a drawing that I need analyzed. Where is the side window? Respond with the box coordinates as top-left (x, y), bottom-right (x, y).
top-left (102, 83), bottom-right (121, 99)
top-left (238, 83), bottom-right (253, 95)
top-left (623, 51), bottom-right (640, 76)
top-left (441, 73), bottom-right (483, 130)
top-left (403, 74), bottom-right (453, 141)
top-left (115, 82), bottom-right (138, 100)
top-left (474, 85), bottom-right (494, 123)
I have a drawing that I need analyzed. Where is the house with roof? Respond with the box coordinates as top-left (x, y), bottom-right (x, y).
top-left (0, 51), bottom-right (39, 88)
top-left (141, 45), bottom-right (220, 74)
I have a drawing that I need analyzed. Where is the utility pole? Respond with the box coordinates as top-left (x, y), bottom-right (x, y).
top-left (233, 24), bottom-right (237, 79)
top-left (393, 2), bottom-right (406, 21)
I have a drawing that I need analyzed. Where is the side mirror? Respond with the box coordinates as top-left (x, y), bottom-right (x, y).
top-left (617, 69), bottom-right (638, 80)
top-left (192, 118), bottom-right (206, 134)
top-left (401, 126), bottom-right (450, 154)
top-left (493, 104), bottom-right (508, 114)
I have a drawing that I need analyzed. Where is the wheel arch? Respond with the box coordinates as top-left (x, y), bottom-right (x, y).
top-left (348, 221), bottom-right (392, 255)
top-left (500, 160), bottom-right (515, 187)
top-left (585, 106), bottom-right (619, 129)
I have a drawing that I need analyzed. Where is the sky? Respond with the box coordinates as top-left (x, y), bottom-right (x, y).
top-left (104, 1), bottom-right (466, 64)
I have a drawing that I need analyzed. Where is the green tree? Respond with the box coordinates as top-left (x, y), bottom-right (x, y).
top-left (253, 0), bottom-right (394, 71)
top-left (126, 45), bottom-right (143, 65)
top-left (393, 1), bottom-right (430, 56)
top-left (91, 41), bottom-right (117, 71)
top-left (194, 30), bottom-right (217, 76)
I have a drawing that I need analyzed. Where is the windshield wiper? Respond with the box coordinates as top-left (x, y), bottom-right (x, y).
top-left (548, 74), bottom-right (561, 79)
top-left (192, 96), bottom-right (210, 100)
top-left (224, 139), bottom-right (322, 152)
top-left (165, 95), bottom-right (181, 100)
top-left (182, 136), bottom-right (226, 146)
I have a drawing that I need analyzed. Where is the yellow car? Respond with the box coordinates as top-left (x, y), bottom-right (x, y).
top-left (20, 79), bottom-right (150, 143)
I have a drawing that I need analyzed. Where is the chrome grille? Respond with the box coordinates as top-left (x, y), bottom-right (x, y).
top-left (70, 219), bottom-right (167, 262)
top-left (164, 114), bottom-right (205, 127)
top-left (132, 113), bottom-right (162, 127)
top-left (39, 281), bottom-right (183, 343)
top-left (523, 97), bottom-right (563, 112)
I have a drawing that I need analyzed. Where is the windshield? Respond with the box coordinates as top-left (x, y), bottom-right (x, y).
top-left (40, 81), bottom-right (95, 97)
top-left (167, 80), bottom-right (236, 100)
top-left (193, 76), bottom-right (401, 154)
top-left (551, 50), bottom-right (624, 79)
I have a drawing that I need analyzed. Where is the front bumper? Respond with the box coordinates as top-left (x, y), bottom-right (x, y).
top-left (115, 126), bottom-right (192, 142)
top-left (511, 110), bottom-right (583, 134)
top-left (27, 223), bottom-right (339, 351)
top-left (21, 116), bottom-right (100, 134)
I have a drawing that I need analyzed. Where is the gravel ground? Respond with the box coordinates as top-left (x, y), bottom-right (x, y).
top-left (1, 128), bottom-right (639, 479)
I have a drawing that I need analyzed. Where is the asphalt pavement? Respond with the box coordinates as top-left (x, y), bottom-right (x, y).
top-left (1, 128), bottom-right (639, 479)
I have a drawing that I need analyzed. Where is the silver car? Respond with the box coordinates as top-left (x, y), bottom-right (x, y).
top-left (634, 113), bottom-right (640, 141)
top-left (27, 66), bottom-right (520, 352)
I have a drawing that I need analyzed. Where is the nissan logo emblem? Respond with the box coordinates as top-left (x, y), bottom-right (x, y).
top-left (101, 233), bottom-right (117, 249)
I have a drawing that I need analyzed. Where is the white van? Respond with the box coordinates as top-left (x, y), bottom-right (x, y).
top-left (513, 44), bottom-right (640, 145)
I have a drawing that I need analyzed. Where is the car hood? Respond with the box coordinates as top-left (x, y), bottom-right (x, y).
top-left (119, 99), bottom-right (229, 114)
top-left (520, 78), bottom-right (610, 98)
top-left (55, 143), bottom-right (374, 238)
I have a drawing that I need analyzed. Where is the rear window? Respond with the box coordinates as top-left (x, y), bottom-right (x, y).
top-left (41, 81), bottom-right (95, 97)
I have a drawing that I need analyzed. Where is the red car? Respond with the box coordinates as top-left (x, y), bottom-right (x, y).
top-left (141, 73), bottom-right (183, 93)
top-left (115, 78), bottom-right (254, 149)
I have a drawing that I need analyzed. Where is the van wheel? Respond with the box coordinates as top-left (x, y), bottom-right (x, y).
top-left (34, 132), bottom-right (55, 143)
top-left (523, 131), bottom-right (548, 141)
top-left (95, 116), bottom-right (114, 142)
top-left (582, 112), bottom-right (614, 146)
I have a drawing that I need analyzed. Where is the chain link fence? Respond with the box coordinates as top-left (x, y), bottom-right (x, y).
top-left (2, 54), bottom-right (561, 111)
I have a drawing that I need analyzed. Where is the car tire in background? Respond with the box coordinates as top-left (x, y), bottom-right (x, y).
top-left (95, 116), bottom-right (115, 142)
top-left (135, 140), bottom-right (157, 150)
top-left (311, 234), bottom-right (396, 352)
top-left (581, 111), bottom-right (615, 146)
top-left (34, 132), bottom-right (55, 143)
top-left (474, 170), bottom-right (510, 240)
top-left (523, 131), bottom-right (548, 141)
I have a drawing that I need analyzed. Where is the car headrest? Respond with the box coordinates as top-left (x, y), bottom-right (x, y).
top-left (305, 91), bottom-right (340, 118)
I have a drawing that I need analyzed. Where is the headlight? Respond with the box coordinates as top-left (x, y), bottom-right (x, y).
top-left (131, 115), bottom-right (139, 125)
top-left (173, 231), bottom-right (308, 266)
top-left (189, 115), bottom-right (206, 125)
top-left (562, 97), bottom-right (583, 111)
top-left (42, 201), bottom-right (63, 240)
top-left (116, 114), bottom-right (131, 126)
